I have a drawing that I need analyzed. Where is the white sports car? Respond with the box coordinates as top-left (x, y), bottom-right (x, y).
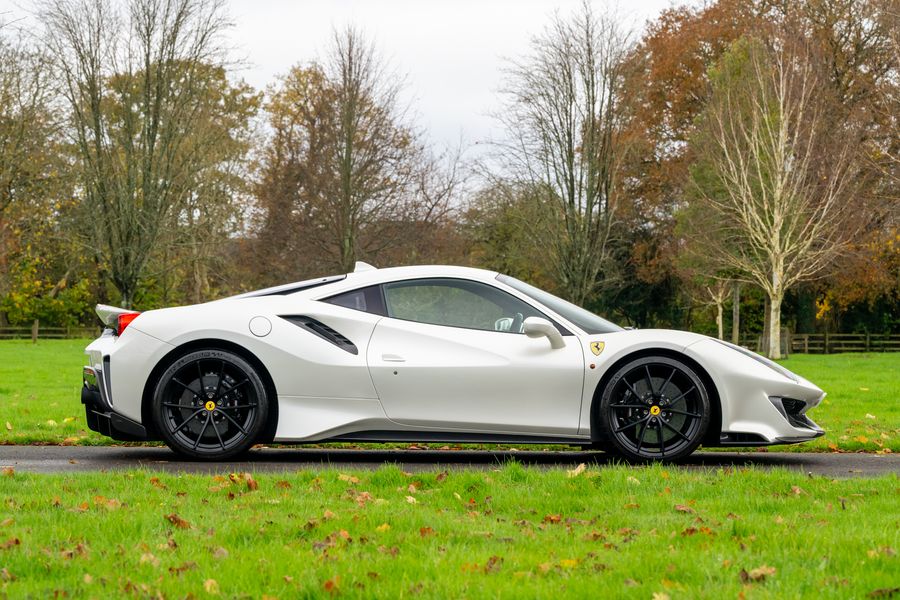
top-left (82, 263), bottom-right (825, 461)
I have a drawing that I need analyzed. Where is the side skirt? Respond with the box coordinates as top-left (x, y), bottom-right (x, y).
top-left (326, 430), bottom-right (593, 446)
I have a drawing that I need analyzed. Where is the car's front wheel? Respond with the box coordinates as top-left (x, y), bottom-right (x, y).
top-left (596, 355), bottom-right (710, 462)
top-left (152, 349), bottom-right (269, 460)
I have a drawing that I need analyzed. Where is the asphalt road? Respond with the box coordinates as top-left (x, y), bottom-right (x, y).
top-left (0, 445), bottom-right (897, 477)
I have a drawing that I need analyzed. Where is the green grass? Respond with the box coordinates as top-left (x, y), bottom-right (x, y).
top-left (0, 340), bottom-right (897, 452)
top-left (771, 353), bottom-right (899, 453)
top-left (0, 465), bottom-right (897, 598)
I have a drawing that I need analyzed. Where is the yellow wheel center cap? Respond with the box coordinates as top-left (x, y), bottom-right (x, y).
top-left (650, 406), bottom-right (661, 416)
top-left (204, 400), bottom-right (216, 411)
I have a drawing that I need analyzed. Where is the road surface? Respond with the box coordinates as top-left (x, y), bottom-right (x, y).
top-left (1, 445), bottom-right (897, 477)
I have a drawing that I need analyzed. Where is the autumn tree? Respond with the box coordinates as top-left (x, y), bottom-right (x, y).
top-left (687, 36), bottom-right (867, 358)
top-left (0, 29), bottom-right (82, 326)
top-left (39, 0), bottom-right (238, 308)
top-left (251, 27), bottom-right (460, 283)
top-left (496, 3), bottom-right (635, 306)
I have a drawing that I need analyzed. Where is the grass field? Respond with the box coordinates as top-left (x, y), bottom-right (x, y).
top-left (0, 340), bottom-right (897, 452)
top-left (0, 464), bottom-right (897, 598)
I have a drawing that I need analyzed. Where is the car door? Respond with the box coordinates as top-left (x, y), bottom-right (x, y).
top-left (365, 278), bottom-right (585, 435)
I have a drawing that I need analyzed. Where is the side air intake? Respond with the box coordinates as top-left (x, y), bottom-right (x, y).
top-left (279, 316), bottom-right (358, 355)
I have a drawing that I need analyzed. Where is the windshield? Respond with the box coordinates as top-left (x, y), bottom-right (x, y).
top-left (496, 274), bottom-right (623, 335)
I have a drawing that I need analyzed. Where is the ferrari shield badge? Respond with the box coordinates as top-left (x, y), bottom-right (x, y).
top-left (590, 341), bottom-right (605, 356)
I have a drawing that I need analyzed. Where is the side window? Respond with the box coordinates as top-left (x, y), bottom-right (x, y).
top-left (382, 278), bottom-right (545, 333)
top-left (322, 285), bottom-right (386, 316)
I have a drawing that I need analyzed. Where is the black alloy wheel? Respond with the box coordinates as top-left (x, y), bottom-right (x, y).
top-left (597, 355), bottom-right (710, 461)
top-left (152, 349), bottom-right (268, 460)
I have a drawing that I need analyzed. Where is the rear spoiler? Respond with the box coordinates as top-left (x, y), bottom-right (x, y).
top-left (95, 304), bottom-right (133, 330)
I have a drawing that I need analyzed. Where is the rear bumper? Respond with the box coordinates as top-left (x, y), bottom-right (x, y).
top-left (82, 366), bottom-right (148, 441)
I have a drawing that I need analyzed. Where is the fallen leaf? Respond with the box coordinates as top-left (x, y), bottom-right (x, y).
top-left (1, 467), bottom-right (13, 477)
top-left (436, 470), bottom-right (449, 482)
top-left (559, 559), bottom-right (579, 569)
top-left (740, 565), bottom-right (776, 583)
top-left (203, 578), bottom-right (220, 594)
top-left (375, 523), bottom-right (390, 532)
top-left (63, 417), bottom-right (76, 423)
top-left (149, 477), bottom-right (167, 490)
top-left (627, 476), bottom-right (641, 485)
top-left (338, 473), bottom-right (360, 484)
top-left (567, 463), bottom-right (586, 478)
top-left (652, 593), bottom-right (671, 600)
top-left (165, 514), bottom-right (192, 530)
top-left (419, 527), bottom-right (435, 537)
top-left (46, 420), bottom-right (57, 427)
top-left (4, 422), bottom-right (11, 431)
top-left (1, 568), bottom-right (15, 582)
top-left (139, 553), bottom-right (160, 567)
top-left (405, 495), bottom-right (417, 504)
top-left (245, 475), bottom-right (259, 491)
top-left (867, 588), bottom-right (900, 598)
top-left (323, 510), bottom-right (336, 520)
top-left (82, 573), bottom-right (91, 584)
top-left (674, 504), bottom-right (695, 514)
top-left (0, 537), bottom-right (20, 550)
top-left (484, 555), bottom-right (503, 573)
top-left (543, 514), bottom-right (562, 524)
top-left (168, 561), bottom-right (197, 576)
top-left (212, 546), bottom-right (229, 560)
top-left (866, 413), bottom-right (877, 419)
top-left (276, 480), bottom-right (292, 489)
top-left (93, 496), bottom-right (121, 510)
top-left (323, 576), bottom-right (340, 595)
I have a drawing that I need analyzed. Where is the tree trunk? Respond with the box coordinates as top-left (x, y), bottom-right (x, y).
top-left (767, 292), bottom-right (784, 359)
top-left (731, 282), bottom-right (740, 345)
top-left (715, 299), bottom-right (724, 340)
top-left (761, 296), bottom-right (770, 355)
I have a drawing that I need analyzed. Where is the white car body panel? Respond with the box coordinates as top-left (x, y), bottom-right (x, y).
top-left (83, 264), bottom-right (825, 449)
top-left (367, 317), bottom-right (584, 435)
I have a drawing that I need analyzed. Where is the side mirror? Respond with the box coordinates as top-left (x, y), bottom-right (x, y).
top-left (523, 316), bottom-right (566, 349)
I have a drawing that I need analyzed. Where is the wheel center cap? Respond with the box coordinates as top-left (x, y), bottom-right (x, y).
top-left (204, 400), bottom-right (216, 411)
top-left (650, 406), bottom-right (661, 416)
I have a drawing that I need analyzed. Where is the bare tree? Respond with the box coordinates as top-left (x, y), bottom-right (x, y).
top-left (0, 33), bottom-right (55, 218)
top-left (690, 36), bottom-right (866, 358)
top-left (251, 27), bottom-right (461, 279)
top-left (497, 3), bottom-right (635, 305)
top-left (38, 0), bottom-right (234, 307)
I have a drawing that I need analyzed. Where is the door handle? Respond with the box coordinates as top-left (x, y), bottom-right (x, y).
top-left (382, 353), bottom-right (406, 363)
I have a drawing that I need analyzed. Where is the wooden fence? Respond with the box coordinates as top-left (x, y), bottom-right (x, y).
top-left (0, 324), bottom-right (101, 341)
top-left (740, 332), bottom-right (900, 354)
top-left (2, 323), bottom-right (899, 353)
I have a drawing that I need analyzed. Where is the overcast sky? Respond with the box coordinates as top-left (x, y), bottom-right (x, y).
top-left (2, 0), bottom-right (690, 148)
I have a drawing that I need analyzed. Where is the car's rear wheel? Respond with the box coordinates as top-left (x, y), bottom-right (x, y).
top-left (597, 355), bottom-right (710, 462)
top-left (152, 349), bottom-right (268, 460)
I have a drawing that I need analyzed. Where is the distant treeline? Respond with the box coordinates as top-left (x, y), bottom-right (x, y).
top-left (0, 0), bottom-right (896, 358)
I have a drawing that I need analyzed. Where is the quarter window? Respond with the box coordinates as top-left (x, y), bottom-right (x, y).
top-left (322, 285), bottom-right (386, 316)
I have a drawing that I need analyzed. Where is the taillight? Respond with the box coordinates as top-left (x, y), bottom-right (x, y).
top-left (117, 312), bottom-right (140, 335)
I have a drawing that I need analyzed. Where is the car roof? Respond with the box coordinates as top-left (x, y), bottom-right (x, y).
top-left (300, 264), bottom-right (502, 297)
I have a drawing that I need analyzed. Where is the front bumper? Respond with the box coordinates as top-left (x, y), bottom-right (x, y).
top-left (82, 365), bottom-right (148, 441)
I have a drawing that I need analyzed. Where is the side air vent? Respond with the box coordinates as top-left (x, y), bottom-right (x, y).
top-left (279, 315), bottom-right (358, 355)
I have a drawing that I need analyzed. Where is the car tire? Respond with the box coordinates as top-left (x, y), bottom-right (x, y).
top-left (152, 349), bottom-right (269, 460)
top-left (596, 355), bottom-right (710, 462)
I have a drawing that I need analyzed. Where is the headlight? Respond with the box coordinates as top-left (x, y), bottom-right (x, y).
top-left (714, 340), bottom-right (799, 382)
